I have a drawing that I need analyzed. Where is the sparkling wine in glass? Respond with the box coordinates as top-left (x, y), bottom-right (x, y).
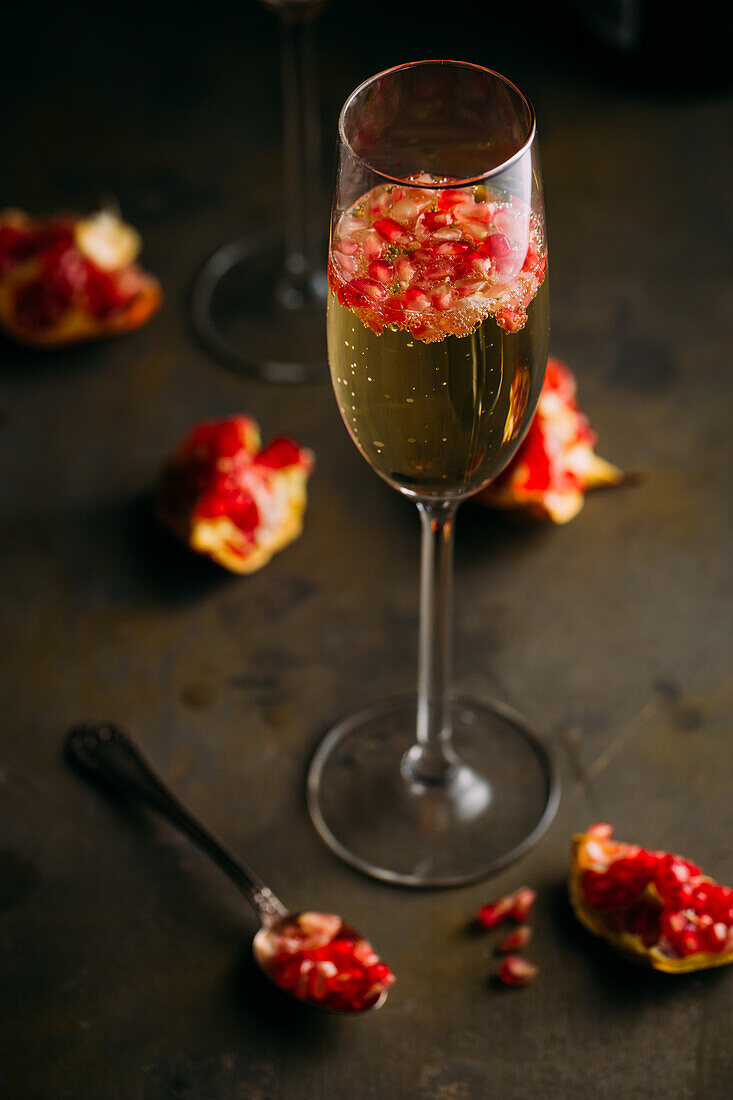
top-left (191, 0), bottom-right (329, 383)
top-left (307, 61), bottom-right (559, 886)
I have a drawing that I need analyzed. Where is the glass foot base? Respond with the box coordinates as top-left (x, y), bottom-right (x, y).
top-left (191, 231), bottom-right (328, 384)
top-left (307, 694), bottom-right (560, 887)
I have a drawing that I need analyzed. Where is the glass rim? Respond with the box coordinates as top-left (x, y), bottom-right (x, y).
top-left (338, 59), bottom-right (537, 189)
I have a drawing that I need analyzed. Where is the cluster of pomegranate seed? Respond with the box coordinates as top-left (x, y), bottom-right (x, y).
top-left (258, 912), bottom-right (395, 1013)
top-left (329, 173), bottom-right (546, 342)
top-left (157, 415), bottom-right (313, 573)
top-left (0, 210), bottom-right (147, 334)
top-left (477, 886), bottom-right (539, 987)
top-left (579, 823), bottom-right (733, 960)
top-left (0, 207), bottom-right (157, 338)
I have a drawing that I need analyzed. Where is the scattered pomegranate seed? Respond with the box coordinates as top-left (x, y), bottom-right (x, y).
top-left (510, 887), bottom-right (537, 922)
top-left (497, 926), bottom-right (532, 953)
top-left (497, 955), bottom-right (538, 987)
top-left (477, 895), bottom-right (515, 930)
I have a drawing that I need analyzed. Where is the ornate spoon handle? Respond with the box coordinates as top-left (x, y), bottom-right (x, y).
top-left (65, 721), bottom-right (288, 925)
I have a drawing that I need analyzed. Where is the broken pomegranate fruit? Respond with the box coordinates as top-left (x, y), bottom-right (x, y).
top-left (476, 357), bottom-right (623, 523)
top-left (497, 954), bottom-right (539, 987)
top-left (329, 175), bottom-right (546, 343)
top-left (0, 208), bottom-right (161, 346)
top-left (157, 415), bottom-right (313, 574)
top-left (255, 911), bottom-right (395, 1013)
top-left (570, 824), bottom-right (733, 972)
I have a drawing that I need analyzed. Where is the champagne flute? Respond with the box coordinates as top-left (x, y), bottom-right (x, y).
top-left (191, 0), bottom-right (328, 383)
top-left (307, 61), bottom-right (560, 886)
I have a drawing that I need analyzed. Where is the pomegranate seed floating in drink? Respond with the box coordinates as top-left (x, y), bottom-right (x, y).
top-left (570, 824), bottom-right (733, 972)
top-left (254, 911), bottom-right (395, 1014)
top-left (330, 174), bottom-right (546, 344)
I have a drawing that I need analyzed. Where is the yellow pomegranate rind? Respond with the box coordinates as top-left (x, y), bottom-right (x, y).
top-left (569, 828), bottom-right (733, 973)
top-left (478, 358), bottom-right (624, 524)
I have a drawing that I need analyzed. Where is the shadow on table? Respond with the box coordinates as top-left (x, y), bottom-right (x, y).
top-left (129, 490), bottom-right (236, 607)
top-left (228, 943), bottom-right (345, 1052)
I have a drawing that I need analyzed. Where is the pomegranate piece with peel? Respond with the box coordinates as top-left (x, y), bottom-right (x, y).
top-left (157, 415), bottom-right (313, 575)
top-left (256, 911), bottom-right (395, 1013)
top-left (0, 207), bottom-right (161, 346)
top-left (497, 955), bottom-right (539, 987)
top-left (476, 357), bottom-right (624, 523)
top-left (329, 174), bottom-right (546, 344)
top-left (570, 824), bottom-right (733, 972)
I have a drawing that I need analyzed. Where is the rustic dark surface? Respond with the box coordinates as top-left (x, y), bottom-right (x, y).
top-left (1, 2), bottom-right (731, 1098)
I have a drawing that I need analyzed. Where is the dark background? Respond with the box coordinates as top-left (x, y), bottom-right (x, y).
top-left (1, 2), bottom-right (732, 1098)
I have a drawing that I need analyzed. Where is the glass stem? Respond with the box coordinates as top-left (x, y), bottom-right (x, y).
top-left (404, 500), bottom-right (461, 785)
top-left (278, 5), bottom-right (321, 290)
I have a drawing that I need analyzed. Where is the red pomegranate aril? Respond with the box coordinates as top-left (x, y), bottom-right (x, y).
top-left (510, 888), bottom-right (537, 922)
top-left (14, 278), bottom-right (69, 330)
top-left (391, 197), bottom-right (423, 224)
top-left (495, 308), bottom-right (524, 333)
top-left (373, 217), bottom-right (413, 246)
top-left (432, 289), bottom-right (454, 311)
top-left (454, 278), bottom-right (484, 298)
top-left (437, 188), bottom-right (473, 212)
top-left (348, 277), bottom-right (388, 304)
top-left (419, 210), bottom-right (452, 233)
top-left (359, 229), bottom-right (385, 261)
top-left (497, 926), bottom-right (532, 953)
top-left (432, 225), bottom-right (464, 241)
top-left (368, 259), bottom-right (394, 285)
top-left (423, 261), bottom-right (454, 282)
top-left (404, 286), bottom-right (430, 312)
top-left (336, 254), bottom-right (357, 277)
top-left (478, 895), bottom-right (514, 929)
top-left (366, 191), bottom-right (392, 219)
top-left (394, 256), bottom-right (415, 286)
top-left (436, 241), bottom-right (464, 257)
top-left (497, 955), bottom-right (538, 987)
top-left (469, 254), bottom-right (492, 277)
top-left (487, 232), bottom-right (513, 259)
top-left (522, 239), bottom-right (540, 272)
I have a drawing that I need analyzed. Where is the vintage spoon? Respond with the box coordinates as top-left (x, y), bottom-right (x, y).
top-left (65, 721), bottom-right (392, 1014)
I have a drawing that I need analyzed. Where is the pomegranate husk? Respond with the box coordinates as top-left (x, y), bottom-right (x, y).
top-left (569, 825), bottom-right (733, 973)
top-left (476, 358), bottom-right (624, 524)
top-left (157, 415), bottom-right (314, 575)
